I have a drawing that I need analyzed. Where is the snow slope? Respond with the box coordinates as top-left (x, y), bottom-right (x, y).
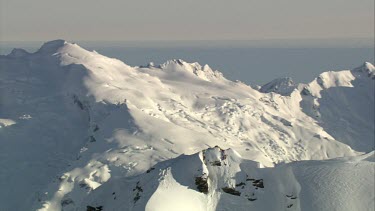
top-left (0, 40), bottom-right (373, 211)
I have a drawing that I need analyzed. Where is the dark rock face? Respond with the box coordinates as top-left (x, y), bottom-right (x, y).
top-left (86, 205), bottom-right (103, 211)
top-left (222, 187), bottom-right (241, 196)
top-left (195, 176), bottom-right (209, 194)
top-left (133, 182), bottom-right (143, 203)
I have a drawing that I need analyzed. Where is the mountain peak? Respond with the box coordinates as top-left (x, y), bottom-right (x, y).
top-left (159, 59), bottom-right (225, 82)
top-left (37, 39), bottom-right (68, 54)
top-left (363, 62), bottom-right (374, 70)
top-left (259, 77), bottom-right (296, 96)
top-left (353, 62), bottom-right (374, 71)
top-left (8, 48), bottom-right (30, 58)
top-left (352, 62), bottom-right (375, 78)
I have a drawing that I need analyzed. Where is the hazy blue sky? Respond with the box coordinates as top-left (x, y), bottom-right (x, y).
top-left (0, 0), bottom-right (374, 41)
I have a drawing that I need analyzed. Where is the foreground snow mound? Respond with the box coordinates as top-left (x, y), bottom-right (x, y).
top-left (78, 147), bottom-right (374, 211)
top-left (0, 40), bottom-right (374, 210)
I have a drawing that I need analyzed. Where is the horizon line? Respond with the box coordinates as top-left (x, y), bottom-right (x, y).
top-left (1, 37), bottom-right (374, 43)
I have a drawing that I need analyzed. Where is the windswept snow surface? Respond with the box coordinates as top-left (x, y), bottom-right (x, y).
top-left (0, 40), bottom-right (374, 211)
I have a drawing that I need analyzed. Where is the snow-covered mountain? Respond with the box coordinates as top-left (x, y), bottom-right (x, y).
top-left (0, 40), bottom-right (373, 211)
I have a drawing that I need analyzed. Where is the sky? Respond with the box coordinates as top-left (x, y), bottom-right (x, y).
top-left (0, 0), bottom-right (374, 42)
